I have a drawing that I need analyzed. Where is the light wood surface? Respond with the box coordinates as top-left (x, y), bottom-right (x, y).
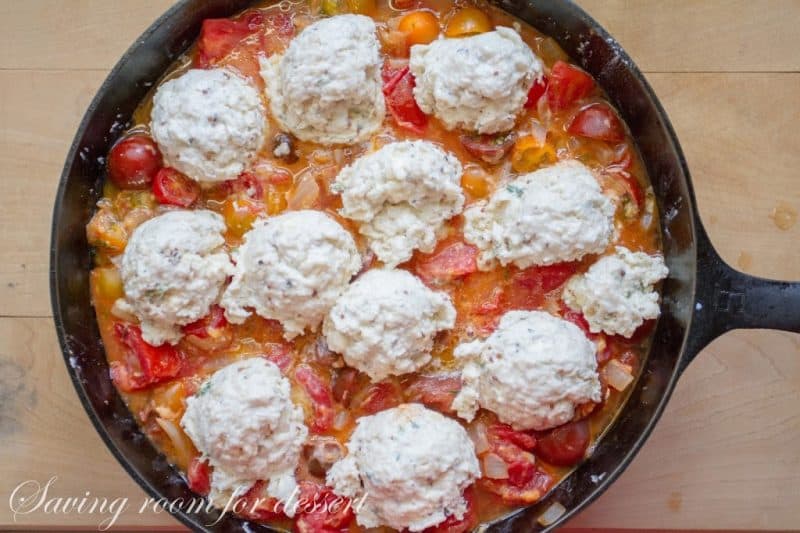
top-left (0, 0), bottom-right (798, 530)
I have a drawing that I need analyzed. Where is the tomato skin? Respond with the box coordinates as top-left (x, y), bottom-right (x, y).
top-left (535, 419), bottom-right (591, 467)
top-left (107, 135), bottom-right (162, 190)
top-left (152, 167), bottom-right (200, 207)
top-left (186, 457), bottom-right (211, 496)
top-left (524, 76), bottom-right (547, 108)
top-left (356, 380), bottom-right (403, 416)
top-left (109, 323), bottom-right (184, 392)
top-left (294, 481), bottom-right (355, 533)
top-left (382, 63), bottom-right (428, 133)
top-left (295, 365), bottom-right (335, 434)
top-left (196, 10), bottom-right (266, 68)
top-left (546, 61), bottom-right (595, 112)
top-left (459, 132), bottom-right (516, 165)
top-left (405, 374), bottom-right (462, 414)
top-left (414, 239), bottom-right (479, 285)
top-left (567, 102), bottom-right (625, 142)
top-left (423, 488), bottom-right (477, 533)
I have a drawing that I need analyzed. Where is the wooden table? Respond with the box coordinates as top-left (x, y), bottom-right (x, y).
top-left (1, 1), bottom-right (798, 530)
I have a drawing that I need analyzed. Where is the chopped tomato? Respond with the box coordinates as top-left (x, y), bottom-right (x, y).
top-left (237, 480), bottom-right (287, 522)
top-left (487, 423), bottom-right (537, 452)
top-left (295, 365), bottom-right (335, 434)
top-left (107, 135), bottom-right (162, 190)
top-left (524, 76), bottom-right (547, 108)
top-left (424, 487), bottom-right (477, 533)
top-left (355, 380), bottom-right (403, 416)
top-left (482, 467), bottom-right (552, 504)
top-left (196, 11), bottom-right (266, 68)
top-left (186, 457), bottom-right (211, 496)
top-left (295, 481), bottom-right (355, 533)
top-left (265, 11), bottom-right (295, 38)
top-left (609, 169), bottom-right (645, 209)
top-left (568, 102), bottom-right (625, 143)
top-left (332, 367), bottom-right (362, 407)
top-left (405, 374), bottom-right (462, 414)
top-left (264, 343), bottom-right (294, 374)
top-left (545, 61), bottom-right (595, 112)
top-left (223, 171), bottom-right (265, 200)
top-left (535, 419), bottom-right (590, 467)
top-left (560, 303), bottom-right (594, 337)
top-left (109, 323), bottom-right (184, 392)
top-left (182, 305), bottom-right (227, 339)
top-left (152, 168), bottom-right (200, 207)
top-left (506, 262), bottom-right (577, 310)
top-left (221, 193), bottom-right (264, 239)
top-left (414, 239), bottom-right (478, 284)
top-left (460, 132), bottom-right (516, 165)
top-left (382, 63), bottom-right (428, 133)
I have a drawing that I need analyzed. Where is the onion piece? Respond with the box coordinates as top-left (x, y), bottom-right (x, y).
top-left (602, 358), bottom-right (635, 392)
top-left (537, 501), bottom-right (566, 526)
top-left (287, 172), bottom-right (320, 210)
top-left (482, 453), bottom-right (509, 479)
top-left (155, 417), bottom-right (195, 467)
top-left (468, 420), bottom-right (490, 454)
top-left (332, 411), bottom-right (351, 431)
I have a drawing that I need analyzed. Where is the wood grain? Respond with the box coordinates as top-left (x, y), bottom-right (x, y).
top-left (0, 1), bottom-right (798, 72)
top-left (0, 0), bottom-right (798, 530)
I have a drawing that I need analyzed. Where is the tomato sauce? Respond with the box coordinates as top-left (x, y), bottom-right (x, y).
top-left (87, 0), bottom-right (662, 529)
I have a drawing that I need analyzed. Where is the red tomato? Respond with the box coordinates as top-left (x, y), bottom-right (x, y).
top-left (186, 457), bottom-right (211, 496)
top-left (237, 481), bottom-right (287, 521)
top-left (107, 134), bottom-right (162, 190)
top-left (524, 76), bottom-right (547, 108)
top-left (567, 102), bottom-right (625, 142)
top-left (196, 10), bottom-right (266, 68)
top-left (459, 132), bottom-right (516, 165)
top-left (182, 305), bottom-right (228, 339)
top-left (424, 488), bottom-right (477, 533)
top-left (506, 262), bottom-right (577, 310)
top-left (535, 419), bottom-right (591, 467)
top-left (414, 239), bottom-right (479, 285)
top-left (152, 168), bottom-right (200, 207)
top-left (545, 61), bottom-right (595, 112)
top-left (405, 374), bottom-right (462, 414)
top-left (264, 343), bottom-right (294, 374)
top-left (295, 481), bottom-right (355, 533)
top-left (560, 303), bottom-right (594, 337)
top-left (487, 423), bottom-right (537, 452)
top-left (295, 365), bottom-right (335, 434)
top-left (331, 367), bottom-right (362, 407)
top-left (222, 171), bottom-right (265, 200)
top-left (482, 467), bottom-right (552, 504)
top-left (356, 381), bottom-right (403, 416)
top-left (382, 63), bottom-right (428, 133)
top-left (109, 323), bottom-right (184, 392)
top-left (609, 169), bottom-right (645, 209)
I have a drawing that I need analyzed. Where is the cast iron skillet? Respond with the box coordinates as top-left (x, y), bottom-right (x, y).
top-left (50, 0), bottom-right (800, 530)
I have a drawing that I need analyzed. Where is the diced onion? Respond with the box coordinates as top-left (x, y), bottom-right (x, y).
top-left (155, 417), bottom-right (195, 467)
top-left (332, 411), bottom-right (351, 431)
top-left (287, 172), bottom-right (320, 210)
top-left (468, 421), bottom-right (490, 454)
top-left (602, 359), bottom-right (635, 392)
top-left (537, 501), bottom-right (566, 526)
top-left (482, 453), bottom-right (509, 479)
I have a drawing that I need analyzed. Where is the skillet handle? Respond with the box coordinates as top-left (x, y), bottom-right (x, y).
top-left (682, 219), bottom-right (800, 368)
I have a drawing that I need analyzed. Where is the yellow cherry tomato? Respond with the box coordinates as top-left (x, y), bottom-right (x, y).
top-left (445, 7), bottom-right (492, 38)
top-left (222, 194), bottom-right (263, 238)
top-left (511, 135), bottom-right (557, 173)
top-left (461, 166), bottom-right (491, 199)
top-left (399, 11), bottom-right (440, 47)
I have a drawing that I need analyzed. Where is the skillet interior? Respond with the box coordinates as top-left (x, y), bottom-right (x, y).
top-left (50, 0), bottom-right (697, 530)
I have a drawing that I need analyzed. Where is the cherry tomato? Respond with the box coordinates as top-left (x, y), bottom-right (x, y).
top-left (424, 488), bottom-right (477, 533)
top-left (405, 374), bottom-right (462, 415)
top-left (107, 135), bottom-right (162, 190)
top-left (109, 323), bottom-right (184, 392)
top-left (445, 7), bottom-right (492, 37)
top-left (536, 419), bottom-right (591, 467)
top-left (487, 422), bottom-right (537, 452)
top-left (152, 168), bottom-right (200, 207)
top-left (510, 135), bottom-right (557, 173)
top-left (295, 365), bottom-right (335, 434)
top-left (568, 102), bottom-right (625, 142)
top-left (399, 11), bottom-right (440, 47)
top-left (186, 457), bottom-right (211, 496)
top-left (524, 76), bottom-right (548, 108)
top-left (546, 61), bottom-right (595, 112)
top-left (221, 194), bottom-right (263, 239)
top-left (382, 63), bottom-right (428, 133)
top-left (413, 238), bottom-right (479, 285)
top-left (506, 262), bottom-right (577, 310)
top-left (195, 10), bottom-right (265, 68)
